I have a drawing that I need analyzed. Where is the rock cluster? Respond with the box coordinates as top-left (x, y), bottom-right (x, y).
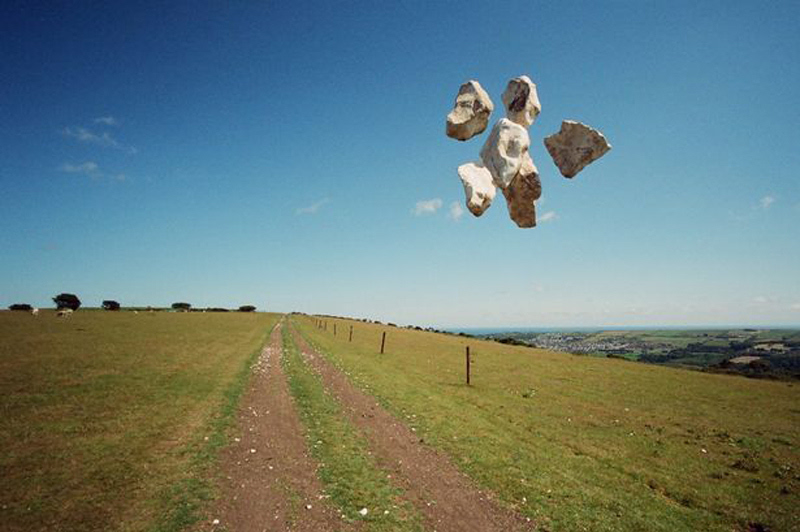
top-left (445, 75), bottom-right (611, 228)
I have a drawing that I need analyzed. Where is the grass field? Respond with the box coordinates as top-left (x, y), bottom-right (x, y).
top-left (294, 316), bottom-right (800, 532)
top-left (0, 310), bottom-right (278, 532)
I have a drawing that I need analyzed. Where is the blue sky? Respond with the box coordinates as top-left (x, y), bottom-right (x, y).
top-left (1, 1), bottom-right (799, 327)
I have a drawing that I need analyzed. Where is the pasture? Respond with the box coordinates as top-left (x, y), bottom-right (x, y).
top-left (2, 309), bottom-right (797, 532)
top-left (0, 310), bottom-right (278, 532)
top-left (294, 316), bottom-right (800, 532)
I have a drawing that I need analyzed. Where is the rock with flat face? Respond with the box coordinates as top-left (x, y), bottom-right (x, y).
top-left (502, 153), bottom-right (542, 228)
top-left (446, 80), bottom-right (494, 141)
top-left (479, 118), bottom-right (530, 189)
top-left (458, 162), bottom-right (496, 217)
top-left (544, 120), bottom-right (612, 178)
top-left (502, 75), bottom-right (541, 128)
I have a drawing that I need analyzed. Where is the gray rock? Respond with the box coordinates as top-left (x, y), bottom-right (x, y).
top-left (502, 153), bottom-right (542, 228)
top-left (544, 120), bottom-right (612, 178)
top-left (458, 162), bottom-right (496, 217)
top-left (446, 80), bottom-right (494, 141)
top-left (502, 75), bottom-right (541, 127)
top-left (479, 118), bottom-right (530, 189)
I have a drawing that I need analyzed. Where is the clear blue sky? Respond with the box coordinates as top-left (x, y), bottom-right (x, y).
top-left (2, 1), bottom-right (799, 327)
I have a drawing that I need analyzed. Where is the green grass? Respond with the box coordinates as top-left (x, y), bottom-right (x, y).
top-left (293, 316), bottom-right (800, 532)
top-left (0, 310), bottom-right (278, 532)
top-left (281, 326), bottom-right (423, 531)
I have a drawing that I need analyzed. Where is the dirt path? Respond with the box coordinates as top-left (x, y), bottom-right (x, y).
top-left (209, 321), bottom-right (349, 531)
top-left (289, 324), bottom-right (535, 532)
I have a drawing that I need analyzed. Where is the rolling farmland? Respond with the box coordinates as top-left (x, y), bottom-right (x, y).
top-left (1, 311), bottom-right (798, 531)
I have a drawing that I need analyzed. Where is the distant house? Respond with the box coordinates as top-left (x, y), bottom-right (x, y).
top-left (753, 342), bottom-right (787, 352)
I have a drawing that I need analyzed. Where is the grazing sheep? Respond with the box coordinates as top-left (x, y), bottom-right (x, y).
top-left (31, 308), bottom-right (39, 316)
top-left (56, 308), bottom-right (73, 318)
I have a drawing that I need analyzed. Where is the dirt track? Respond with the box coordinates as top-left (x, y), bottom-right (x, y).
top-left (210, 319), bottom-right (534, 531)
top-left (289, 324), bottom-right (534, 532)
top-left (209, 322), bottom-right (348, 531)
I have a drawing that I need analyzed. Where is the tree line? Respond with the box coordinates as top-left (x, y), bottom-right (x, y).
top-left (8, 294), bottom-right (257, 313)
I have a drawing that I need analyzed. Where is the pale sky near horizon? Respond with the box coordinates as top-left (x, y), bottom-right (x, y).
top-left (1, 1), bottom-right (799, 328)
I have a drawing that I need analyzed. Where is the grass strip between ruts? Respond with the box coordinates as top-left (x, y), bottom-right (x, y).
top-left (281, 326), bottom-right (424, 532)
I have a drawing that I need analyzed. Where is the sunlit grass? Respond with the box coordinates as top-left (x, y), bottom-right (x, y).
top-left (294, 316), bottom-right (800, 532)
top-left (0, 310), bottom-right (278, 532)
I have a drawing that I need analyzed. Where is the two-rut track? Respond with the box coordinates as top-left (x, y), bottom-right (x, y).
top-left (210, 318), bottom-right (534, 531)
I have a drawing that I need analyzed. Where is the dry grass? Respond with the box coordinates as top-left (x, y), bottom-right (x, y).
top-left (0, 310), bottom-right (278, 532)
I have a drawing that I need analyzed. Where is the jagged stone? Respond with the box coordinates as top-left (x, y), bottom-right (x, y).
top-left (479, 118), bottom-right (530, 189)
top-left (446, 80), bottom-right (494, 141)
top-left (502, 153), bottom-right (541, 228)
top-left (544, 120), bottom-right (612, 178)
top-left (502, 75), bottom-right (541, 128)
top-left (458, 162), bottom-right (496, 217)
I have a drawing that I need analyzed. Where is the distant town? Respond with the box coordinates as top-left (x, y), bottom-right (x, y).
top-left (480, 329), bottom-right (800, 379)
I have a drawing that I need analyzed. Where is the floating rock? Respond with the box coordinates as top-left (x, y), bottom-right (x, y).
top-left (479, 118), bottom-right (530, 189)
top-left (502, 153), bottom-right (541, 228)
top-left (502, 75), bottom-right (541, 128)
top-left (543, 120), bottom-right (611, 178)
top-left (458, 162), bottom-right (496, 217)
top-left (446, 80), bottom-right (494, 141)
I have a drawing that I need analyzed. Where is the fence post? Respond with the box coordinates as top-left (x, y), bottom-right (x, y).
top-left (466, 346), bottom-right (471, 385)
top-left (349, 325), bottom-right (353, 342)
top-left (380, 331), bottom-right (386, 354)
top-left (334, 323), bottom-right (337, 336)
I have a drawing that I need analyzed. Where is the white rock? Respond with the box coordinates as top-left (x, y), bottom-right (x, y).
top-left (480, 118), bottom-right (530, 189)
top-left (502, 152), bottom-right (541, 228)
top-left (457, 162), bottom-right (496, 217)
top-left (502, 75), bottom-right (541, 127)
top-left (359, 507), bottom-right (369, 516)
top-left (212, 518), bottom-right (220, 525)
top-left (543, 120), bottom-right (612, 178)
top-left (446, 80), bottom-right (494, 141)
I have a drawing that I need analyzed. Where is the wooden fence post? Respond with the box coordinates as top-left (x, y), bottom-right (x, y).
top-left (380, 331), bottom-right (386, 354)
top-left (334, 323), bottom-right (337, 336)
top-left (349, 325), bottom-right (353, 342)
top-left (466, 346), bottom-right (471, 385)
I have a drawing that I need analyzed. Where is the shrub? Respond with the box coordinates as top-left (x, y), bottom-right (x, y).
top-left (102, 300), bottom-right (121, 311)
top-left (9, 303), bottom-right (33, 311)
top-left (171, 302), bottom-right (191, 311)
top-left (53, 293), bottom-right (81, 310)
top-left (205, 307), bottom-right (229, 312)
top-left (238, 305), bottom-right (256, 312)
